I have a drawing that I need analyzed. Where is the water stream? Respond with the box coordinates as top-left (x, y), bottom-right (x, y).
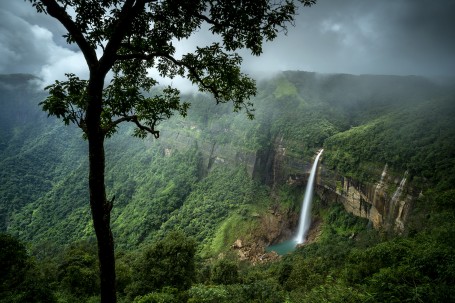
top-left (391, 171), bottom-right (408, 204)
top-left (295, 149), bottom-right (324, 244)
top-left (266, 149), bottom-right (323, 255)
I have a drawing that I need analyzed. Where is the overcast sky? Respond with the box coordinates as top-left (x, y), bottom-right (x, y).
top-left (1, 0), bottom-right (454, 87)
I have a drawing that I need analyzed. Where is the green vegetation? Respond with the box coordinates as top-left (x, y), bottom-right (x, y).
top-left (4, 191), bottom-right (454, 302)
top-left (1, 71), bottom-right (455, 302)
top-left (0, 233), bottom-right (56, 303)
top-left (158, 166), bottom-right (270, 256)
top-left (126, 231), bottom-right (197, 301)
top-left (324, 97), bottom-right (455, 186)
top-left (28, 0), bottom-right (318, 300)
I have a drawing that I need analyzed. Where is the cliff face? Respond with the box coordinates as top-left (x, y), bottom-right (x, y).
top-left (161, 126), bottom-right (416, 233)
top-left (256, 137), bottom-right (417, 233)
top-left (316, 164), bottom-right (414, 233)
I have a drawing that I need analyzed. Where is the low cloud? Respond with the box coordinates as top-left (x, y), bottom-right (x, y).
top-left (0, 8), bottom-right (88, 87)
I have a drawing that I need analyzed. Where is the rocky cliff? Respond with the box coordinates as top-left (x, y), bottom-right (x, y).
top-left (255, 137), bottom-right (417, 234)
top-left (315, 163), bottom-right (414, 233)
top-left (159, 126), bottom-right (417, 234)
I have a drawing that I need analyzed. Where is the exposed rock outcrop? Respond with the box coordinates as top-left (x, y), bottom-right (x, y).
top-left (256, 138), bottom-right (416, 234)
top-left (316, 164), bottom-right (414, 233)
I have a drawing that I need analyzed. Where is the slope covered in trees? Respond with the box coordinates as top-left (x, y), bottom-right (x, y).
top-left (1, 71), bottom-right (454, 302)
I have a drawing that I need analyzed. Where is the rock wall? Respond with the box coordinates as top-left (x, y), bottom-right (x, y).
top-left (257, 138), bottom-right (416, 233)
top-left (315, 163), bottom-right (414, 233)
top-left (158, 127), bottom-right (258, 176)
top-left (158, 127), bottom-right (415, 233)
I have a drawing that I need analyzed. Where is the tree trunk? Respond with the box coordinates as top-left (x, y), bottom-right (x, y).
top-left (87, 79), bottom-right (117, 303)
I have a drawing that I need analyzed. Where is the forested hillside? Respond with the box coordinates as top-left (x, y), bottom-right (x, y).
top-left (1, 72), bottom-right (454, 302)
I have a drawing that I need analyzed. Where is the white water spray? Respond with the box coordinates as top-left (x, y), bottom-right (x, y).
top-left (295, 149), bottom-right (323, 244)
top-left (391, 171), bottom-right (408, 204)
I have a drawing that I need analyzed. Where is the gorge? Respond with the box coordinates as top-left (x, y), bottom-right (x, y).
top-left (1, 71), bottom-right (454, 302)
top-left (2, 71), bottom-right (452, 248)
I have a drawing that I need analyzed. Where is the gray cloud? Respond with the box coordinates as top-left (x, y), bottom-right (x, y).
top-left (243, 0), bottom-right (455, 77)
top-left (0, 1), bottom-right (88, 85)
top-left (1, 0), bottom-right (454, 84)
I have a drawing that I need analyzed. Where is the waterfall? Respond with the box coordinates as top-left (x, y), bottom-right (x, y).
top-left (295, 149), bottom-right (324, 244)
top-left (391, 171), bottom-right (408, 204)
top-left (376, 164), bottom-right (388, 191)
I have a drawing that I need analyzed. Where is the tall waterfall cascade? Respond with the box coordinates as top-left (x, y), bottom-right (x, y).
top-left (295, 149), bottom-right (324, 244)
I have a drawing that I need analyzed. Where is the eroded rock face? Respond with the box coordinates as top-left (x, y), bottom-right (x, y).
top-left (263, 139), bottom-right (416, 233)
top-left (244, 145), bottom-right (417, 259)
top-left (229, 144), bottom-right (417, 264)
top-left (316, 164), bottom-right (414, 233)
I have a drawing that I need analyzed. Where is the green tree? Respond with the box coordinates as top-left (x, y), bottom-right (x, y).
top-left (129, 231), bottom-right (196, 299)
top-left (0, 234), bottom-right (29, 290)
top-left (57, 241), bottom-right (100, 300)
top-left (0, 233), bottom-right (56, 303)
top-left (28, 1), bottom-right (316, 302)
top-left (211, 259), bottom-right (239, 285)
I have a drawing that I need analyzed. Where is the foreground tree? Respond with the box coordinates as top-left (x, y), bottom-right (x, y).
top-left (128, 231), bottom-right (196, 299)
top-left (28, 0), bottom-right (316, 302)
top-left (0, 234), bottom-right (56, 303)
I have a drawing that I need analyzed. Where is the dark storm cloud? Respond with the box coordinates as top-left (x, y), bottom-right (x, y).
top-left (1, 0), bottom-right (454, 83)
top-left (244, 0), bottom-right (455, 77)
top-left (380, 0), bottom-right (455, 75)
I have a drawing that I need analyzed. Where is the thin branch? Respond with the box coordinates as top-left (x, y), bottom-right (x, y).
top-left (195, 13), bottom-right (218, 26)
top-left (107, 114), bottom-right (159, 138)
top-left (132, 117), bottom-right (160, 139)
top-left (109, 115), bottom-right (135, 128)
top-left (99, 0), bottom-right (146, 76)
top-left (115, 52), bottom-right (222, 100)
top-left (40, 0), bottom-right (98, 71)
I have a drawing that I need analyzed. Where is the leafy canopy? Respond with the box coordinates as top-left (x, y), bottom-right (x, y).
top-left (31, 0), bottom-right (316, 138)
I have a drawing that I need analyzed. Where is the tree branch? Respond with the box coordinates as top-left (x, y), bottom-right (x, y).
top-left (132, 117), bottom-right (160, 139)
top-left (109, 115), bottom-right (135, 128)
top-left (115, 52), bottom-right (222, 100)
top-left (99, 0), bottom-right (147, 76)
top-left (40, 0), bottom-right (98, 71)
top-left (107, 115), bottom-right (159, 138)
top-left (195, 13), bottom-right (218, 26)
